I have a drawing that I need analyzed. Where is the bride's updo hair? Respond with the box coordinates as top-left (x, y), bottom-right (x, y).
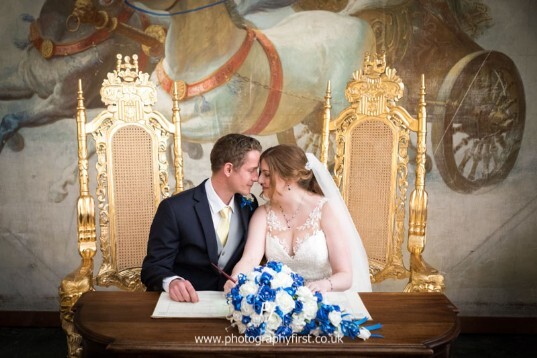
top-left (260, 144), bottom-right (323, 195)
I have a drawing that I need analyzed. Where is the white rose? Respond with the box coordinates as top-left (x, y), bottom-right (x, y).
top-left (328, 311), bottom-right (342, 327)
top-left (266, 310), bottom-right (282, 330)
top-left (240, 298), bottom-right (255, 316)
top-left (333, 329), bottom-right (344, 338)
top-left (237, 322), bottom-right (247, 334)
top-left (239, 281), bottom-right (259, 296)
top-left (296, 286), bottom-right (314, 300)
top-left (290, 322), bottom-right (306, 333)
top-left (246, 271), bottom-right (260, 281)
top-left (302, 299), bottom-right (318, 320)
top-left (358, 327), bottom-right (371, 340)
top-left (271, 272), bottom-right (294, 289)
top-left (250, 313), bottom-right (264, 325)
top-left (290, 313), bottom-right (306, 332)
top-left (281, 264), bottom-right (293, 275)
top-left (232, 311), bottom-right (243, 322)
top-left (275, 291), bottom-right (295, 314)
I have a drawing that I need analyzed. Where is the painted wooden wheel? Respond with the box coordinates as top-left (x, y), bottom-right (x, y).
top-left (432, 51), bottom-right (525, 192)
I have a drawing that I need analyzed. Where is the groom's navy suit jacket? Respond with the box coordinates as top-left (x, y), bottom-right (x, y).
top-left (141, 179), bottom-right (258, 291)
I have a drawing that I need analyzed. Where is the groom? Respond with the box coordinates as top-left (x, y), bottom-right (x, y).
top-left (141, 134), bottom-right (262, 302)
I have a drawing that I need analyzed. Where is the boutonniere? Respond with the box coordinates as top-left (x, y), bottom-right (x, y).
top-left (240, 194), bottom-right (254, 211)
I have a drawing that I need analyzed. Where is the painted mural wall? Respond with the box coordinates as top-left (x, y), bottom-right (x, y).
top-left (0, 0), bottom-right (536, 317)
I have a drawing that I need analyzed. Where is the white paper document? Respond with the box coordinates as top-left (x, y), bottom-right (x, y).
top-left (323, 291), bottom-right (372, 320)
top-left (151, 290), bottom-right (371, 320)
top-left (151, 291), bottom-right (230, 318)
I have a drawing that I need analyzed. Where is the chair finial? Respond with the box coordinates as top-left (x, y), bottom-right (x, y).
top-left (115, 53), bottom-right (140, 82)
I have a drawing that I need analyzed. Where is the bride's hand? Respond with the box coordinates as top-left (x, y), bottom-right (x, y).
top-left (223, 277), bottom-right (238, 293)
top-left (306, 279), bottom-right (331, 293)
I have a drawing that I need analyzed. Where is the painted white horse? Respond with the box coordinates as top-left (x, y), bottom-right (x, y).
top-left (0, 0), bottom-right (162, 153)
top-left (135, 0), bottom-right (376, 142)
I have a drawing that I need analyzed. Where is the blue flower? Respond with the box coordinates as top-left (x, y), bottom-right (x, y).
top-left (232, 298), bottom-right (242, 310)
top-left (276, 325), bottom-right (293, 337)
top-left (229, 288), bottom-right (242, 310)
top-left (294, 300), bottom-right (303, 313)
top-left (282, 313), bottom-right (292, 326)
top-left (320, 321), bottom-right (336, 335)
top-left (316, 304), bottom-right (330, 321)
top-left (266, 261), bottom-right (282, 273)
top-left (253, 297), bottom-right (264, 314)
top-left (246, 294), bottom-right (256, 305)
top-left (341, 319), bottom-right (360, 338)
top-left (284, 286), bottom-right (296, 297)
top-left (258, 285), bottom-right (276, 302)
top-left (240, 195), bottom-right (255, 211)
top-left (291, 272), bottom-right (304, 287)
top-left (300, 320), bottom-right (317, 335)
top-left (259, 272), bottom-right (273, 286)
top-left (245, 323), bottom-right (266, 338)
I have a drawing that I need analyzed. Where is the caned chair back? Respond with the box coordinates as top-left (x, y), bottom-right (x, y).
top-left (322, 53), bottom-right (444, 292)
top-left (339, 115), bottom-right (404, 279)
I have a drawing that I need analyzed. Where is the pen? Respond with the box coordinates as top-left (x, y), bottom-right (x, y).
top-left (211, 262), bottom-right (237, 283)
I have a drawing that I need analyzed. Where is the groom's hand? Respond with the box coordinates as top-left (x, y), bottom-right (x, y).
top-left (169, 278), bottom-right (199, 302)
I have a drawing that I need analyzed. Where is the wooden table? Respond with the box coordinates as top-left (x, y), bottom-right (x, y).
top-left (74, 291), bottom-right (460, 357)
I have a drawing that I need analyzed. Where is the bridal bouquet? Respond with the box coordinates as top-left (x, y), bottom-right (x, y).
top-left (226, 261), bottom-right (381, 341)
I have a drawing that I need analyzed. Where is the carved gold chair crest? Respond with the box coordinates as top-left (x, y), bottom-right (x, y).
top-left (59, 54), bottom-right (184, 357)
top-left (321, 53), bottom-right (444, 292)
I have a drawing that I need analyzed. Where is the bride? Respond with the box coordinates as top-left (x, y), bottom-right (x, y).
top-left (224, 144), bottom-right (371, 293)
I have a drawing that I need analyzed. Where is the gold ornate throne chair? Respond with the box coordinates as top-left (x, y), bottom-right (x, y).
top-left (59, 54), bottom-right (185, 357)
top-left (321, 53), bottom-right (444, 292)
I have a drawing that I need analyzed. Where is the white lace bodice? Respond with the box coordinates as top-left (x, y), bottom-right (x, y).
top-left (265, 198), bottom-right (332, 281)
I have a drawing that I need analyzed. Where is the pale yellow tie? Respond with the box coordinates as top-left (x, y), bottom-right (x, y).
top-left (216, 206), bottom-right (231, 246)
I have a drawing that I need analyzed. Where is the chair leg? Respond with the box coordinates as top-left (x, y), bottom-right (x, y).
top-left (59, 256), bottom-right (95, 358)
top-left (404, 252), bottom-right (445, 292)
top-left (60, 305), bottom-right (83, 358)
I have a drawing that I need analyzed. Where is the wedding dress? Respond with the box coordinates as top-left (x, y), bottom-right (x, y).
top-left (263, 154), bottom-right (372, 292)
top-left (265, 198), bottom-right (332, 281)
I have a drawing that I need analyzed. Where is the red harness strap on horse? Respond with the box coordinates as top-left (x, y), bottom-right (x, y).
top-left (156, 28), bottom-right (283, 135)
top-left (242, 29), bottom-right (283, 135)
top-left (28, 5), bottom-right (144, 59)
top-left (156, 29), bottom-right (255, 98)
